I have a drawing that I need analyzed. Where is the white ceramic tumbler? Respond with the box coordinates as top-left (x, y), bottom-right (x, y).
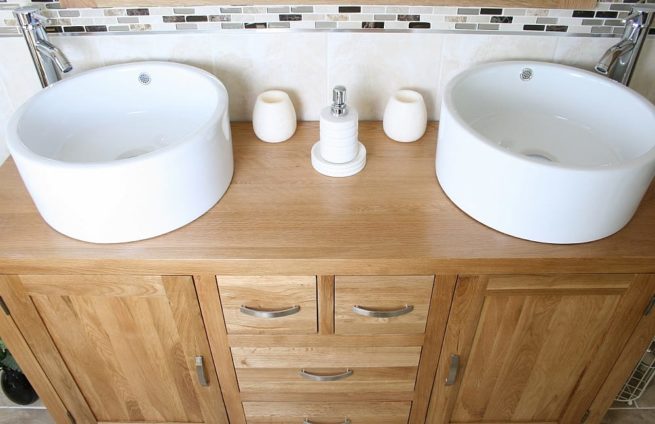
top-left (252, 90), bottom-right (297, 143)
top-left (382, 90), bottom-right (427, 143)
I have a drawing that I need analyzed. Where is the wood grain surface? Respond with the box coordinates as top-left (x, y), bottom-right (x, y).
top-left (426, 274), bottom-right (650, 424)
top-left (8, 275), bottom-right (228, 423)
top-left (235, 367), bottom-right (418, 393)
top-left (318, 275), bottom-right (335, 335)
top-left (230, 346), bottom-right (422, 368)
top-left (242, 401), bottom-right (412, 424)
top-left (195, 274), bottom-right (246, 424)
top-left (334, 275), bottom-right (434, 335)
top-left (1, 122), bottom-right (654, 275)
top-left (0, 299), bottom-right (71, 424)
top-left (408, 274), bottom-right (457, 424)
top-left (217, 275), bottom-right (317, 334)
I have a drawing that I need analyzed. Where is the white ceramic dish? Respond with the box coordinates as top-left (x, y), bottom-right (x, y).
top-left (436, 61), bottom-right (655, 244)
top-left (311, 141), bottom-right (366, 178)
top-left (7, 61), bottom-right (233, 243)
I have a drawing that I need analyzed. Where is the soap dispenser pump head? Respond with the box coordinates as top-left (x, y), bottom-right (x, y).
top-left (331, 85), bottom-right (348, 117)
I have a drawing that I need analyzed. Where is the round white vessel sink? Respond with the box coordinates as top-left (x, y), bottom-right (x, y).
top-left (7, 61), bottom-right (233, 243)
top-left (437, 61), bottom-right (655, 244)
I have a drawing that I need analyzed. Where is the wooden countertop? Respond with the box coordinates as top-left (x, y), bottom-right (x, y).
top-left (1, 122), bottom-right (654, 275)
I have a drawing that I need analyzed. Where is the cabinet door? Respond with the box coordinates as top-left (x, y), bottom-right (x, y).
top-left (0, 275), bottom-right (228, 424)
top-left (427, 274), bottom-right (655, 424)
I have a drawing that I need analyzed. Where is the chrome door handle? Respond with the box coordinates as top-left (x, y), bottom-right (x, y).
top-left (240, 304), bottom-right (300, 319)
top-left (304, 419), bottom-right (351, 424)
top-left (445, 354), bottom-right (460, 386)
top-left (299, 369), bottom-right (353, 382)
top-left (352, 304), bottom-right (413, 318)
top-left (195, 356), bottom-right (208, 387)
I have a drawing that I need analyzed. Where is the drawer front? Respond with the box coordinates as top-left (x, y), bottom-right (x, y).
top-left (236, 367), bottom-right (418, 394)
top-left (243, 401), bottom-right (411, 423)
top-left (335, 276), bottom-right (434, 335)
top-left (231, 346), bottom-right (422, 369)
top-left (218, 276), bottom-right (317, 334)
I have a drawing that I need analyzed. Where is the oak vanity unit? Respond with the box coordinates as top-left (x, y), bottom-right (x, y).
top-left (0, 123), bottom-right (654, 424)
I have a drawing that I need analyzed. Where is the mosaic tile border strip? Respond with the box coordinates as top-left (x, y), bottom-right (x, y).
top-left (0, 0), bottom-right (653, 36)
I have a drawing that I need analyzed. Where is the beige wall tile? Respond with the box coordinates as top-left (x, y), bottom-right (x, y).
top-left (0, 37), bottom-right (41, 165)
top-left (0, 37), bottom-right (41, 109)
top-left (327, 32), bottom-right (444, 120)
top-left (55, 34), bottom-right (106, 77)
top-left (209, 32), bottom-right (327, 121)
top-left (553, 36), bottom-right (617, 72)
top-left (91, 33), bottom-right (213, 75)
top-left (0, 77), bottom-right (11, 165)
top-left (630, 39), bottom-right (655, 104)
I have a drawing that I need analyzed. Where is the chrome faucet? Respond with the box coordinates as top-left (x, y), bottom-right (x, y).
top-left (595, 4), bottom-right (655, 86)
top-left (13, 6), bottom-right (72, 88)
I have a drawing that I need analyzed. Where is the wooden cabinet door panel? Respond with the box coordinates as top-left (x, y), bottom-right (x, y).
top-left (1, 275), bottom-right (227, 424)
top-left (452, 294), bottom-right (618, 422)
top-left (427, 274), bottom-right (655, 424)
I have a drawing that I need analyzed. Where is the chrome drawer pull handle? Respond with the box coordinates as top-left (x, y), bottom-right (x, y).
top-left (304, 419), bottom-right (351, 424)
top-left (352, 304), bottom-right (414, 318)
top-left (239, 305), bottom-right (300, 319)
top-left (445, 354), bottom-right (460, 386)
top-left (195, 356), bottom-right (208, 387)
top-left (299, 369), bottom-right (353, 382)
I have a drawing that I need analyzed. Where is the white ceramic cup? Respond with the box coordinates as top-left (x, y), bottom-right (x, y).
top-left (382, 90), bottom-right (427, 143)
top-left (252, 90), bottom-right (297, 143)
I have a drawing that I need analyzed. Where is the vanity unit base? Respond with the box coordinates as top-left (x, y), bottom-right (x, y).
top-left (0, 123), bottom-right (653, 424)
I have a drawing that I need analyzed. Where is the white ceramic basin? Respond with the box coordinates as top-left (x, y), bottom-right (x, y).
top-left (437, 61), bottom-right (655, 244)
top-left (7, 61), bottom-right (233, 243)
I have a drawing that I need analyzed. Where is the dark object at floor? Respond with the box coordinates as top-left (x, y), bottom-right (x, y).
top-left (1, 370), bottom-right (38, 405)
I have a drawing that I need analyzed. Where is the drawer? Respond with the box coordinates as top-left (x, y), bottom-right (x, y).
top-left (335, 276), bottom-right (434, 335)
top-left (236, 367), bottom-right (418, 394)
top-left (218, 276), bottom-right (317, 334)
top-left (243, 401), bottom-right (411, 423)
top-left (231, 346), bottom-right (422, 369)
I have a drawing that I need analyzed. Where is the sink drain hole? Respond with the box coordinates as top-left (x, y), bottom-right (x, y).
top-left (138, 73), bottom-right (152, 85)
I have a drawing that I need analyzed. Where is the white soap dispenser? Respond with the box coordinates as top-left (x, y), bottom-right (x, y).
top-left (311, 86), bottom-right (367, 177)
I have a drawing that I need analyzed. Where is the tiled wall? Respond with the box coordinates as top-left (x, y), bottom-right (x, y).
top-left (0, 0), bottom-right (654, 164)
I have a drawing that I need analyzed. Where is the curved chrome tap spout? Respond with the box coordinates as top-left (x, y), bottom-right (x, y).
top-left (595, 39), bottom-right (635, 75)
top-left (595, 6), bottom-right (655, 85)
top-left (35, 39), bottom-right (73, 73)
top-left (13, 6), bottom-right (73, 87)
